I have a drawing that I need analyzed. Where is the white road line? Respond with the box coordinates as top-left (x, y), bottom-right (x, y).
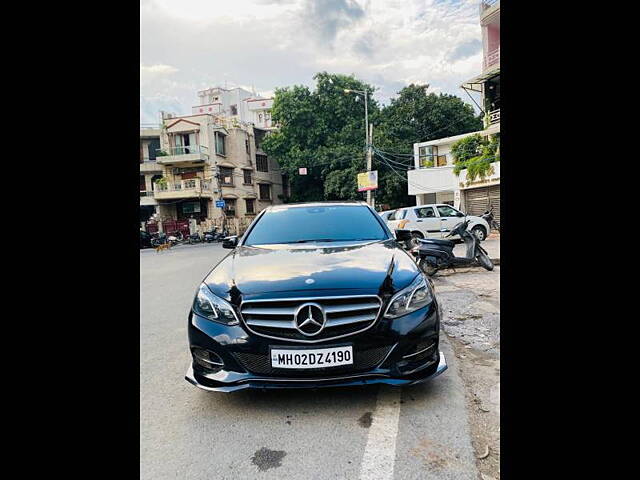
top-left (359, 386), bottom-right (402, 480)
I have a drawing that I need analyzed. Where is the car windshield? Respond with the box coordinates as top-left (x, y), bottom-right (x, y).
top-left (243, 205), bottom-right (389, 245)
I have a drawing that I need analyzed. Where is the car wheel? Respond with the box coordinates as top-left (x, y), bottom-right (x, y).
top-left (471, 226), bottom-right (486, 242)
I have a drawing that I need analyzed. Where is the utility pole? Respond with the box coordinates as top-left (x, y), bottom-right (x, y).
top-left (367, 122), bottom-right (374, 208)
top-left (344, 87), bottom-right (374, 208)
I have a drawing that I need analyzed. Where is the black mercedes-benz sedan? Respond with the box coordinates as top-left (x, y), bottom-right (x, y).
top-left (185, 202), bottom-right (447, 392)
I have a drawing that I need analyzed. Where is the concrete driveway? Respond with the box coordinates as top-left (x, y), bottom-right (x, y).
top-left (140, 243), bottom-right (480, 479)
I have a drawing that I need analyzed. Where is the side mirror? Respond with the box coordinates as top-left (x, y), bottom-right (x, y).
top-left (395, 229), bottom-right (412, 242)
top-left (222, 235), bottom-right (238, 249)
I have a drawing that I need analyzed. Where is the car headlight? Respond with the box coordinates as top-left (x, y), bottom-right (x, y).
top-left (383, 274), bottom-right (434, 319)
top-left (193, 283), bottom-right (240, 325)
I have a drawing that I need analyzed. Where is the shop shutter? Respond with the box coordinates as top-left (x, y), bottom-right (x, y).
top-left (464, 185), bottom-right (500, 223)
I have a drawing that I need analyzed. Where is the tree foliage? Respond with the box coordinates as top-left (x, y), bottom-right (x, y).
top-left (262, 74), bottom-right (484, 208)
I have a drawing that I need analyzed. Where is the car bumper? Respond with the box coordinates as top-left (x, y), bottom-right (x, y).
top-left (185, 351), bottom-right (447, 392)
top-left (185, 300), bottom-right (446, 392)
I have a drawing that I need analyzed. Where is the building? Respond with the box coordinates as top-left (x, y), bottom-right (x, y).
top-left (192, 86), bottom-right (275, 130)
top-left (409, 130), bottom-right (486, 206)
top-left (408, 0), bottom-right (500, 223)
top-left (140, 86), bottom-right (287, 234)
top-left (140, 126), bottom-right (163, 222)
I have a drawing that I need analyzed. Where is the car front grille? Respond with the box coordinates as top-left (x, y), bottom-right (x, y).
top-left (239, 295), bottom-right (383, 342)
top-left (233, 345), bottom-right (392, 377)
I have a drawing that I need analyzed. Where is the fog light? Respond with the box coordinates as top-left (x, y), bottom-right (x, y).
top-left (402, 341), bottom-right (435, 361)
top-left (192, 348), bottom-right (224, 370)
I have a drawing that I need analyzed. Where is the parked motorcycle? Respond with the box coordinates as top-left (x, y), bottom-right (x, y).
top-left (414, 219), bottom-right (494, 276)
top-left (150, 231), bottom-right (168, 248)
top-left (187, 232), bottom-right (202, 244)
top-left (140, 230), bottom-right (153, 249)
top-left (204, 226), bottom-right (229, 243)
top-left (167, 230), bottom-right (184, 246)
top-left (481, 205), bottom-right (500, 233)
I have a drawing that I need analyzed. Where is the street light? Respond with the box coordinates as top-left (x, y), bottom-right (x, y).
top-left (343, 88), bottom-right (373, 207)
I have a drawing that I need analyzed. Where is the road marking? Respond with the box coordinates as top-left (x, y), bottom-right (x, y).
top-left (359, 386), bottom-right (402, 480)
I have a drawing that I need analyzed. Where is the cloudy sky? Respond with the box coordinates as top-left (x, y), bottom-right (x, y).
top-left (140, 0), bottom-right (483, 124)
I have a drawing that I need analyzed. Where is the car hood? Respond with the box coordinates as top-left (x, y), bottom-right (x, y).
top-left (203, 239), bottom-right (420, 300)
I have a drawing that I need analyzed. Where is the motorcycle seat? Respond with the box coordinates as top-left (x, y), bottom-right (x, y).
top-left (417, 238), bottom-right (455, 248)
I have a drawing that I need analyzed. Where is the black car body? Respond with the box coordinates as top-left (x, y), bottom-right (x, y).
top-left (185, 202), bottom-right (447, 392)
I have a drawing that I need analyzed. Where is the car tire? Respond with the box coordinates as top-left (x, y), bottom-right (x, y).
top-left (471, 225), bottom-right (487, 242)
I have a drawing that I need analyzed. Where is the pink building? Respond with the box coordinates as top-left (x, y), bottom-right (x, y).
top-left (462, 0), bottom-right (500, 129)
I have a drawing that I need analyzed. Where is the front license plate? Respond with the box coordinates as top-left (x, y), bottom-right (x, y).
top-left (270, 346), bottom-right (353, 369)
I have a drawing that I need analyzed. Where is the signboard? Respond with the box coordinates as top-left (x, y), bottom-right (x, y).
top-left (357, 170), bottom-right (378, 192)
top-left (215, 200), bottom-right (226, 208)
top-left (299, 167), bottom-right (308, 175)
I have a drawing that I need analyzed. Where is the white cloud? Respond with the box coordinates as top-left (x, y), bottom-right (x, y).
top-left (140, 0), bottom-right (486, 121)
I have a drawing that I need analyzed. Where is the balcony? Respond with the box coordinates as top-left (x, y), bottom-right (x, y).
top-left (458, 161), bottom-right (500, 190)
top-left (480, 0), bottom-right (499, 16)
top-left (139, 191), bottom-right (158, 206)
top-left (153, 178), bottom-right (217, 200)
top-left (407, 165), bottom-right (457, 196)
top-left (139, 160), bottom-right (163, 173)
top-left (155, 145), bottom-right (209, 165)
top-left (483, 47), bottom-right (500, 71)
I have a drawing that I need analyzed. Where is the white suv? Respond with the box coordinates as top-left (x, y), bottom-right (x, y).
top-left (386, 204), bottom-right (491, 241)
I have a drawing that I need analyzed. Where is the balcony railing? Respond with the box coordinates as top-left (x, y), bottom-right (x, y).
top-left (481, 0), bottom-right (499, 12)
top-left (156, 145), bottom-right (209, 157)
top-left (484, 47), bottom-right (500, 70)
top-left (487, 108), bottom-right (500, 125)
top-left (154, 179), bottom-right (215, 193)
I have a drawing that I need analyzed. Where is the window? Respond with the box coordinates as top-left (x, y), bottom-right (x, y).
top-left (219, 167), bottom-right (234, 186)
top-left (243, 170), bottom-right (252, 185)
top-left (243, 205), bottom-right (388, 246)
top-left (215, 132), bottom-right (226, 156)
top-left (256, 154), bottom-right (268, 172)
top-left (259, 184), bottom-right (271, 200)
top-left (415, 207), bottom-right (436, 218)
top-left (418, 145), bottom-right (437, 168)
top-left (230, 104), bottom-right (238, 116)
top-left (245, 138), bottom-right (250, 154)
top-left (437, 205), bottom-right (462, 217)
top-left (140, 175), bottom-right (146, 191)
top-left (387, 210), bottom-right (397, 221)
top-left (436, 155), bottom-right (447, 167)
top-left (397, 209), bottom-right (408, 219)
top-left (224, 199), bottom-right (236, 216)
top-left (245, 199), bottom-right (255, 215)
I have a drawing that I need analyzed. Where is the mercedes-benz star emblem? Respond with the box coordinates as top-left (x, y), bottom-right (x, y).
top-left (294, 303), bottom-right (326, 336)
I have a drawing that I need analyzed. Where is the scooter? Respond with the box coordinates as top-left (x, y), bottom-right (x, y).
top-left (187, 232), bottom-right (202, 244)
top-left (150, 231), bottom-right (168, 248)
top-left (415, 219), bottom-right (494, 276)
top-left (481, 205), bottom-right (500, 233)
top-left (167, 230), bottom-right (184, 246)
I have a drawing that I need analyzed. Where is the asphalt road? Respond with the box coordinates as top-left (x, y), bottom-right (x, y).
top-left (140, 243), bottom-right (479, 479)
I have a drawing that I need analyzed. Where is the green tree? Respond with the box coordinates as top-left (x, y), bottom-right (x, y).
top-left (262, 72), bottom-right (379, 202)
top-left (263, 76), bottom-right (483, 207)
top-left (373, 85), bottom-right (483, 208)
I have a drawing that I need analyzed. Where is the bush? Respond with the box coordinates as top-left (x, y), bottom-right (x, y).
top-left (452, 133), bottom-right (500, 181)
